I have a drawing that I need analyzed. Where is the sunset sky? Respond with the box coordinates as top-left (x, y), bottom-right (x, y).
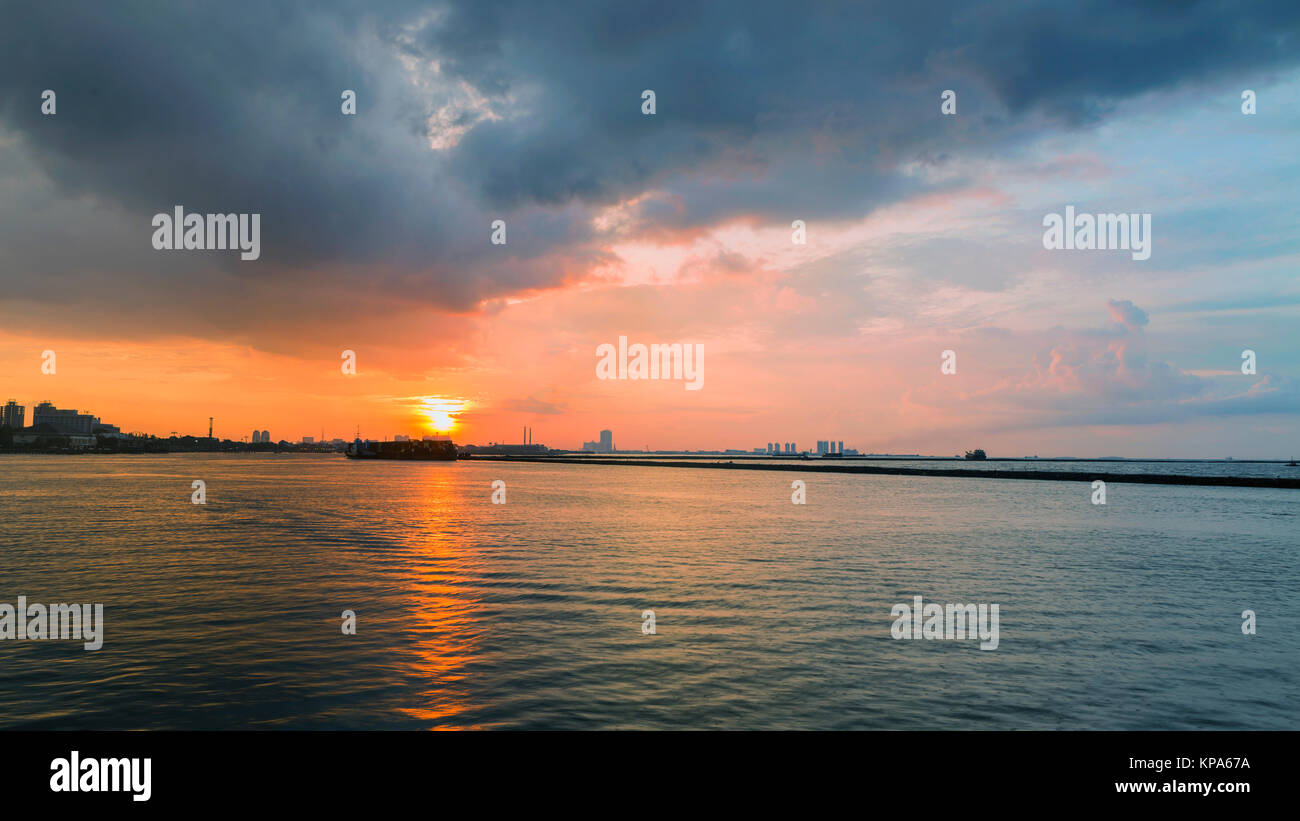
top-left (1, 2), bottom-right (1297, 456)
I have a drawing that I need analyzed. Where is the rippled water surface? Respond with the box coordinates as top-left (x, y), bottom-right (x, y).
top-left (0, 454), bottom-right (1296, 729)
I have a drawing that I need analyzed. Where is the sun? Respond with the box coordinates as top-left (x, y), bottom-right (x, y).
top-left (419, 396), bottom-right (467, 433)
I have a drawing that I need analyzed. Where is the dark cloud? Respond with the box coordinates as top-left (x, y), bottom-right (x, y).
top-left (1, 0), bottom-right (1297, 331)
top-left (421, 0), bottom-right (1300, 213)
top-left (957, 0), bottom-right (1300, 122)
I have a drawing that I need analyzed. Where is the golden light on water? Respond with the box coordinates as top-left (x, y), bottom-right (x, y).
top-left (420, 396), bottom-right (468, 433)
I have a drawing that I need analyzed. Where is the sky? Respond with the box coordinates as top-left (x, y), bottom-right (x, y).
top-left (1, 1), bottom-right (1297, 456)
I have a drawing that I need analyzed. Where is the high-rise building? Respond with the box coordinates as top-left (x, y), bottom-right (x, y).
top-left (1, 400), bottom-right (23, 428)
top-left (251, 430), bottom-right (261, 443)
top-left (261, 430), bottom-right (270, 443)
top-left (837, 440), bottom-right (843, 454)
top-left (33, 401), bottom-right (99, 434)
top-left (582, 429), bottom-right (616, 453)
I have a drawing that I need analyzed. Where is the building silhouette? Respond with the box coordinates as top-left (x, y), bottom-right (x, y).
top-left (1, 400), bottom-right (23, 428)
top-left (582, 429), bottom-right (616, 453)
top-left (33, 401), bottom-right (100, 434)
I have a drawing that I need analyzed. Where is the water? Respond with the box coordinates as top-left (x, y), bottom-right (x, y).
top-left (0, 453), bottom-right (1296, 729)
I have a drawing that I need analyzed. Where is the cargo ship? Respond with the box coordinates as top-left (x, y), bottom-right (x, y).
top-left (345, 438), bottom-right (458, 460)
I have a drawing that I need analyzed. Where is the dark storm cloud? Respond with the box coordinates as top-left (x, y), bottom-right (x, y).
top-left (958, 0), bottom-right (1300, 122)
top-left (422, 0), bottom-right (1300, 213)
top-left (0, 1), bottom-right (441, 265)
top-left (1, 0), bottom-right (1297, 313)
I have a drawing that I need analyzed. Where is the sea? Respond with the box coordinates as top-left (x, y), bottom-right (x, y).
top-left (0, 453), bottom-right (1295, 729)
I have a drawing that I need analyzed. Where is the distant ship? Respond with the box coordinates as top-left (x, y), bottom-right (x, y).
top-left (345, 438), bottom-right (458, 461)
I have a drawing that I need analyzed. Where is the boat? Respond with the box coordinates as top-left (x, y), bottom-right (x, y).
top-left (345, 438), bottom-right (458, 460)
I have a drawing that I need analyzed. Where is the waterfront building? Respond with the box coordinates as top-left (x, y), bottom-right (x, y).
top-left (32, 401), bottom-right (100, 434)
top-left (1, 400), bottom-right (23, 428)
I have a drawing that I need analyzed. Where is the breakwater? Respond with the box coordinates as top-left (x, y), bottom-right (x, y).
top-left (468, 456), bottom-right (1300, 489)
